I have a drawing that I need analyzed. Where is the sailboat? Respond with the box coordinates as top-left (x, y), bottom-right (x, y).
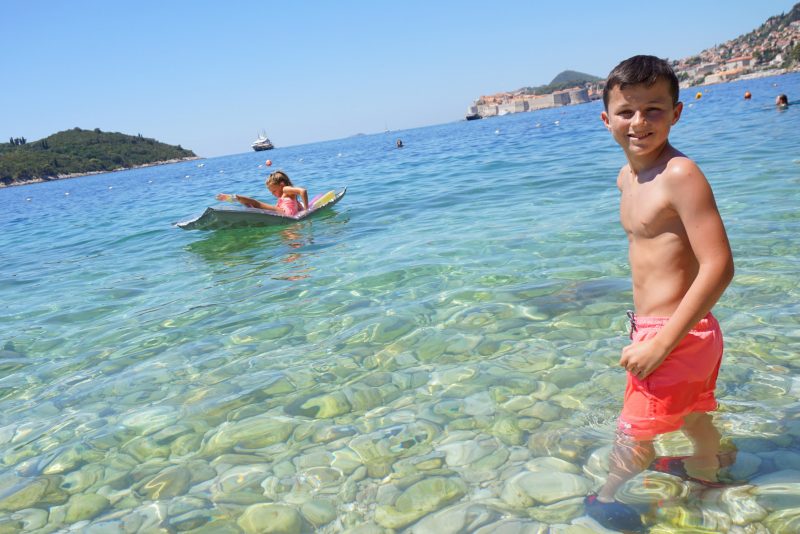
top-left (251, 131), bottom-right (274, 151)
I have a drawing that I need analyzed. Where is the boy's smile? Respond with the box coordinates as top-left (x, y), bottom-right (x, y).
top-left (601, 79), bottom-right (682, 167)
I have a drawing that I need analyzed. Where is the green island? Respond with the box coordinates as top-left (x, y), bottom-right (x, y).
top-left (0, 127), bottom-right (197, 187)
top-left (520, 70), bottom-right (602, 96)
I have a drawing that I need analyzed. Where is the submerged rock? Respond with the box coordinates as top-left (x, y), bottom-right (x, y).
top-left (0, 478), bottom-right (48, 512)
top-left (285, 392), bottom-right (351, 419)
top-left (64, 493), bottom-right (110, 524)
top-left (374, 477), bottom-right (467, 529)
top-left (237, 503), bottom-right (304, 534)
top-left (300, 498), bottom-right (337, 528)
top-left (406, 502), bottom-right (500, 533)
top-left (501, 471), bottom-right (591, 508)
top-left (472, 518), bottom-right (548, 533)
top-left (140, 465), bottom-right (192, 499)
top-left (201, 415), bottom-right (295, 455)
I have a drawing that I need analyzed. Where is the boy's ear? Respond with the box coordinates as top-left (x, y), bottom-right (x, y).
top-left (600, 111), bottom-right (611, 130)
top-left (672, 102), bottom-right (684, 124)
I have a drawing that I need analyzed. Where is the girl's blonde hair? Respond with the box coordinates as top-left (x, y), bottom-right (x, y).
top-left (266, 170), bottom-right (292, 187)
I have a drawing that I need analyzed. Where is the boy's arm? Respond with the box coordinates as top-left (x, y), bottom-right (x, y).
top-left (622, 160), bottom-right (734, 378)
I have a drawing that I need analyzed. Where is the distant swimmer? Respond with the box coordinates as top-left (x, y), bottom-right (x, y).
top-left (776, 94), bottom-right (789, 108)
top-left (396, 139), bottom-right (404, 148)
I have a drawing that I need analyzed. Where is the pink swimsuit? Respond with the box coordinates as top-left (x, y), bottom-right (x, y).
top-left (277, 196), bottom-right (299, 216)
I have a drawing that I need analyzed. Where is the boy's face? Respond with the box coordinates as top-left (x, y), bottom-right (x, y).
top-left (601, 79), bottom-right (682, 160)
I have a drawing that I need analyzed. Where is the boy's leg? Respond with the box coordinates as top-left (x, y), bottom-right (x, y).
top-left (680, 411), bottom-right (721, 481)
top-left (585, 432), bottom-right (649, 532)
top-left (597, 433), bottom-right (655, 501)
top-left (649, 411), bottom-right (739, 485)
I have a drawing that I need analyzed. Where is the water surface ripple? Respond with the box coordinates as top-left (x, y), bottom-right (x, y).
top-left (1, 74), bottom-right (799, 532)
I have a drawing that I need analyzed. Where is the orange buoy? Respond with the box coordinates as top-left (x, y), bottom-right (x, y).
top-left (744, 91), bottom-right (752, 99)
top-left (695, 92), bottom-right (702, 99)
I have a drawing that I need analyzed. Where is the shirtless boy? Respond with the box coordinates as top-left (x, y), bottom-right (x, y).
top-left (586, 55), bottom-right (735, 531)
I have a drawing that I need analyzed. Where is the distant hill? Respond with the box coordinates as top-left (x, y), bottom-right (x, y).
top-left (520, 70), bottom-right (602, 96)
top-left (725, 2), bottom-right (800, 62)
top-left (550, 70), bottom-right (602, 85)
top-left (0, 128), bottom-right (196, 186)
top-left (675, 2), bottom-right (800, 82)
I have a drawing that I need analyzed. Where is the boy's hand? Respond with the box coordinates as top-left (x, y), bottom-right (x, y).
top-left (619, 338), bottom-right (670, 379)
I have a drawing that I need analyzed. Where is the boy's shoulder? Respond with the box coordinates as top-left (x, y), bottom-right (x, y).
top-left (660, 150), bottom-right (707, 189)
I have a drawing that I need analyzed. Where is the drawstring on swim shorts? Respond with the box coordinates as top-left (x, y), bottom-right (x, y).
top-left (627, 310), bottom-right (637, 339)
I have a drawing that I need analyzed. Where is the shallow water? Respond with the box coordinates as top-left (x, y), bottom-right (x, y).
top-left (1, 73), bottom-right (800, 533)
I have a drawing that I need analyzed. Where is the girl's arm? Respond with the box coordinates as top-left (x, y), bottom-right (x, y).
top-left (284, 186), bottom-right (308, 212)
top-left (233, 194), bottom-right (279, 212)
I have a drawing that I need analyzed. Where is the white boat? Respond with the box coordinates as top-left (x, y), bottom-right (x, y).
top-left (251, 132), bottom-right (274, 151)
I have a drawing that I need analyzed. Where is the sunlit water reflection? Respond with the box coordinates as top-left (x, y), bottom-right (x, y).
top-left (1, 73), bottom-right (799, 532)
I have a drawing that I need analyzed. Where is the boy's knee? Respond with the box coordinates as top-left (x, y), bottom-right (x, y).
top-left (684, 411), bottom-right (713, 429)
top-left (611, 433), bottom-right (656, 469)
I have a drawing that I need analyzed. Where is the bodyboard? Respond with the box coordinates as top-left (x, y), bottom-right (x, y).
top-left (177, 188), bottom-right (346, 230)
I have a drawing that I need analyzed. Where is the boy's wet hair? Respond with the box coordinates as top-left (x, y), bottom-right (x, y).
top-left (266, 170), bottom-right (293, 187)
top-left (603, 55), bottom-right (680, 110)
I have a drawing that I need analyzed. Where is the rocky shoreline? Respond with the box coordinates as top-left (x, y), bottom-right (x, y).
top-left (0, 156), bottom-right (202, 188)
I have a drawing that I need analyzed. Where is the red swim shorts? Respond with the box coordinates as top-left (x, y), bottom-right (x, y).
top-left (618, 313), bottom-right (723, 440)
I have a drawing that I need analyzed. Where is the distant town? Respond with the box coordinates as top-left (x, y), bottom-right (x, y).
top-left (467, 5), bottom-right (800, 120)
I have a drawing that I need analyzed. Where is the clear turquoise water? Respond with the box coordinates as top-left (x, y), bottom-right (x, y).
top-left (1, 73), bottom-right (799, 532)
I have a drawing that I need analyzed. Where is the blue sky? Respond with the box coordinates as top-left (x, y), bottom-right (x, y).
top-left (2, 1), bottom-right (796, 157)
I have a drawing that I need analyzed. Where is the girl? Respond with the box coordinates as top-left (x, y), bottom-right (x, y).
top-left (217, 170), bottom-right (309, 216)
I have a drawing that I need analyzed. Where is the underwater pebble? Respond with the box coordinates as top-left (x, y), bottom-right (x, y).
top-left (9, 508), bottom-right (48, 531)
top-left (502, 471), bottom-right (591, 507)
top-left (300, 498), bottom-right (337, 528)
top-left (407, 502), bottom-right (500, 533)
top-left (526, 456), bottom-right (581, 474)
top-left (237, 503), bottom-right (303, 534)
top-left (722, 485), bottom-right (768, 525)
top-left (0, 478), bottom-right (48, 512)
top-left (64, 493), bottom-right (110, 524)
top-left (202, 415), bottom-right (295, 455)
top-left (472, 518), bottom-right (548, 533)
top-left (140, 465), bottom-right (192, 499)
top-left (374, 476), bottom-right (467, 529)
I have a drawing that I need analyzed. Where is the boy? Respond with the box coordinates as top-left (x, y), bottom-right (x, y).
top-left (586, 55), bottom-right (735, 531)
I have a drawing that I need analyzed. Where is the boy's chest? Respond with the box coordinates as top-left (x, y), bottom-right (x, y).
top-left (619, 182), bottom-right (677, 238)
